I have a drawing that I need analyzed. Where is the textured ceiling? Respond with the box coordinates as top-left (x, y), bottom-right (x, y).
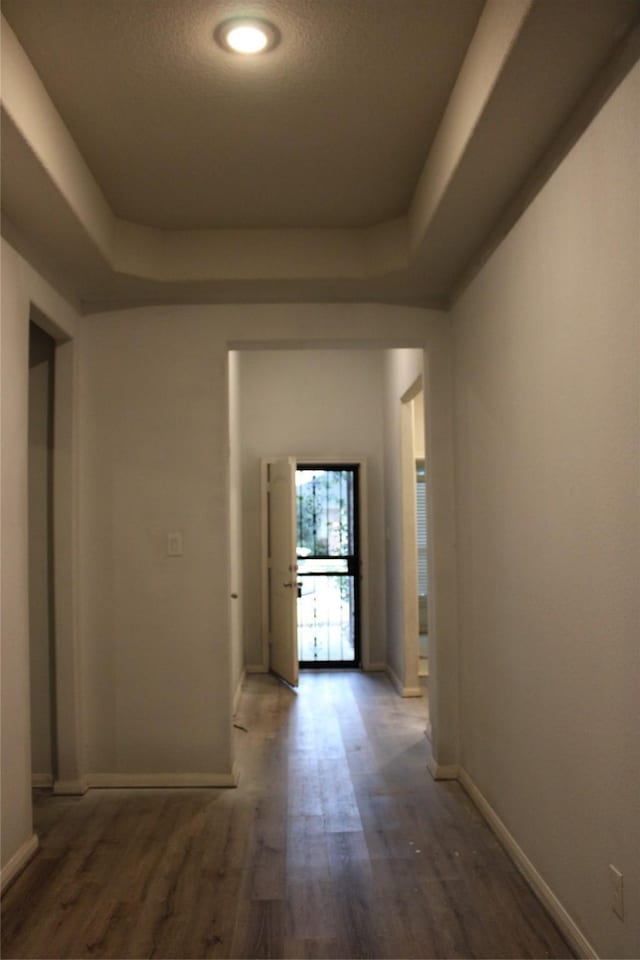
top-left (1, 0), bottom-right (483, 230)
top-left (2, 0), bottom-right (639, 313)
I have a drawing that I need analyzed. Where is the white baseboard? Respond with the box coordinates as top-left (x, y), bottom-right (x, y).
top-left (1, 833), bottom-right (39, 893)
top-left (53, 778), bottom-right (88, 795)
top-left (84, 771), bottom-right (238, 789)
top-left (427, 756), bottom-right (459, 780)
top-left (386, 664), bottom-right (423, 698)
top-left (245, 663), bottom-right (268, 674)
top-left (458, 767), bottom-right (598, 960)
top-left (233, 668), bottom-right (246, 714)
top-left (31, 773), bottom-right (54, 788)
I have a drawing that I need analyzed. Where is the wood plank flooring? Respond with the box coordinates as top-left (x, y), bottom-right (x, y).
top-left (2, 671), bottom-right (573, 959)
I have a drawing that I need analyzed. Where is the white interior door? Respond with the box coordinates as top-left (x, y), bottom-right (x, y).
top-left (268, 458), bottom-right (298, 686)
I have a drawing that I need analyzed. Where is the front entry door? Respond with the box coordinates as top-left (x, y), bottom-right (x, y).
top-left (296, 465), bottom-right (360, 668)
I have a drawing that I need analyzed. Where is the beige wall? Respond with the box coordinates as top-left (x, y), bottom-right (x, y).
top-left (451, 61), bottom-right (640, 959)
top-left (78, 313), bottom-right (233, 778)
top-left (1, 243), bottom-right (34, 878)
top-left (236, 348), bottom-right (387, 669)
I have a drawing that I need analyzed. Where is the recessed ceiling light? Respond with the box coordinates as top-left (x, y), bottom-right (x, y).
top-left (215, 18), bottom-right (280, 55)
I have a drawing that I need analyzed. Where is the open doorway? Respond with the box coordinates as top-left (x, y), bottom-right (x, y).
top-left (412, 395), bottom-right (429, 678)
top-left (232, 343), bottom-right (456, 775)
top-left (416, 458), bottom-right (429, 676)
top-left (28, 321), bottom-right (57, 788)
top-left (401, 378), bottom-right (429, 687)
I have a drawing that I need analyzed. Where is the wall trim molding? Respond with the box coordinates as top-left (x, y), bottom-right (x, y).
top-left (427, 756), bottom-right (459, 780)
top-left (53, 769), bottom-right (240, 793)
top-left (31, 773), bottom-right (54, 788)
top-left (53, 777), bottom-right (88, 795)
top-left (386, 664), bottom-right (423, 698)
top-left (83, 771), bottom-right (238, 789)
top-left (458, 767), bottom-right (598, 960)
top-left (1, 833), bottom-right (39, 894)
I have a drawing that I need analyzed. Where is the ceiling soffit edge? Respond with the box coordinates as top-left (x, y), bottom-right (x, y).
top-left (409, 0), bottom-right (533, 252)
top-left (0, 16), bottom-right (113, 260)
top-left (448, 15), bottom-right (640, 310)
top-left (111, 217), bottom-right (411, 283)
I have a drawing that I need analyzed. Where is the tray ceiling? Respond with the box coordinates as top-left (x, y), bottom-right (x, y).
top-left (1, 0), bottom-right (483, 230)
top-left (1, 0), bottom-right (639, 312)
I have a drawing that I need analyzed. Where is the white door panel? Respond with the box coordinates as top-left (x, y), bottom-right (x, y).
top-left (268, 458), bottom-right (298, 687)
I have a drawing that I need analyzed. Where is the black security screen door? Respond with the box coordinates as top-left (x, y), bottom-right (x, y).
top-left (295, 465), bottom-right (360, 668)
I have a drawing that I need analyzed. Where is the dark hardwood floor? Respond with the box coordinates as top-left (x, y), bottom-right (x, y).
top-left (2, 671), bottom-right (573, 959)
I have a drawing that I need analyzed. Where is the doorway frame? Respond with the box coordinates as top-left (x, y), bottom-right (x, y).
top-left (27, 320), bottom-right (58, 787)
top-left (227, 331), bottom-right (461, 781)
top-left (296, 462), bottom-right (361, 669)
top-left (260, 456), bottom-right (370, 673)
top-left (29, 306), bottom-right (84, 796)
top-left (399, 377), bottom-right (423, 697)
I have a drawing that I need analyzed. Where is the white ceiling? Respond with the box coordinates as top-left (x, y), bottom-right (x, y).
top-left (1, 0), bottom-right (639, 312)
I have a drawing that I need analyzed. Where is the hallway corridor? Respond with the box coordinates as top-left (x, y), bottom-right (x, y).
top-left (2, 672), bottom-right (572, 959)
